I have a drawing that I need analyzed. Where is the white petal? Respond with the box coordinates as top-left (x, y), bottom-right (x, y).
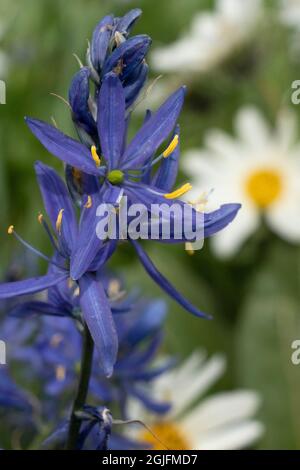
top-left (211, 203), bottom-right (259, 257)
top-left (266, 193), bottom-right (300, 242)
top-left (182, 390), bottom-right (262, 435)
top-left (195, 420), bottom-right (264, 450)
top-left (204, 129), bottom-right (241, 162)
top-left (235, 106), bottom-right (271, 150)
top-left (152, 351), bottom-right (207, 417)
top-left (151, 38), bottom-right (200, 72)
top-left (276, 108), bottom-right (298, 151)
top-left (182, 149), bottom-right (220, 181)
top-left (167, 355), bottom-right (226, 418)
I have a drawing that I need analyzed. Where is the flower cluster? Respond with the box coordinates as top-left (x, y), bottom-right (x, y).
top-left (0, 8), bottom-right (242, 450)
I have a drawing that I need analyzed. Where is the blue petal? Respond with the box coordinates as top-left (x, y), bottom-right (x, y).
top-left (122, 87), bottom-right (185, 170)
top-left (0, 272), bottom-right (67, 300)
top-left (103, 35), bottom-right (151, 82)
top-left (204, 203), bottom-right (242, 237)
top-left (152, 125), bottom-right (180, 192)
top-left (115, 9), bottom-right (142, 35)
top-left (79, 274), bottom-right (118, 377)
top-left (70, 186), bottom-right (121, 280)
top-left (124, 62), bottom-right (148, 108)
top-left (90, 15), bottom-right (114, 71)
top-left (0, 371), bottom-right (33, 412)
top-left (9, 300), bottom-right (70, 318)
top-left (98, 73), bottom-right (125, 170)
top-left (41, 421), bottom-right (69, 449)
top-left (35, 161), bottom-right (78, 254)
top-left (70, 193), bottom-right (104, 280)
top-left (131, 240), bottom-right (210, 319)
top-left (26, 118), bottom-right (102, 175)
top-left (126, 184), bottom-right (241, 243)
top-left (116, 331), bottom-right (163, 371)
top-left (125, 299), bottom-right (167, 346)
top-left (69, 67), bottom-right (97, 136)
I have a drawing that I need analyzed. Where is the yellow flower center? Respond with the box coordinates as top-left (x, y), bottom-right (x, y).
top-left (245, 168), bottom-right (282, 208)
top-left (139, 421), bottom-right (189, 450)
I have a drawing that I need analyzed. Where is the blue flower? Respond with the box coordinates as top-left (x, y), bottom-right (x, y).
top-left (8, 276), bottom-right (172, 418)
top-left (0, 163), bottom-right (118, 377)
top-left (25, 73), bottom-right (241, 319)
top-left (69, 9), bottom-right (149, 142)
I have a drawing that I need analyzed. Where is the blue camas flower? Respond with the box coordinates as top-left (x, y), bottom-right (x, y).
top-left (0, 163), bottom-right (118, 377)
top-left (8, 277), bottom-right (172, 419)
top-left (69, 9), bottom-right (150, 143)
top-left (25, 73), bottom-right (241, 319)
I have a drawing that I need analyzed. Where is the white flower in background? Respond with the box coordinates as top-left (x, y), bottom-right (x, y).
top-left (151, 0), bottom-right (263, 75)
top-left (127, 351), bottom-right (263, 450)
top-left (279, 0), bottom-right (300, 29)
top-left (182, 107), bottom-right (300, 257)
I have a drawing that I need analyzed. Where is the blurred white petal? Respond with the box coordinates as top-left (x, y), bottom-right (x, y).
top-left (195, 420), bottom-right (264, 450)
top-left (211, 204), bottom-right (259, 257)
top-left (182, 390), bottom-right (262, 434)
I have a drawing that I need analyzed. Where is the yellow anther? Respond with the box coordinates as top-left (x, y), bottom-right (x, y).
top-left (73, 286), bottom-right (80, 297)
top-left (56, 209), bottom-right (64, 234)
top-left (185, 242), bottom-right (195, 256)
top-left (38, 213), bottom-right (44, 224)
top-left (50, 333), bottom-right (64, 348)
top-left (164, 183), bottom-right (192, 200)
top-left (8, 225), bottom-right (14, 235)
top-left (72, 167), bottom-right (82, 184)
top-left (91, 145), bottom-right (101, 167)
top-left (56, 365), bottom-right (66, 382)
top-left (163, 134), bottom-right (179, 158)
top-left (84, 195), bottom-right (92, 209)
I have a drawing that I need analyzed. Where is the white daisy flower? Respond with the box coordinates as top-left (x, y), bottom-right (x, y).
top-left (182, 106), bottom-right (300, 257)
top-left (127, 351), bottom-right (263, 450)
top-left (151, 0), bottom-right (263, 75)
top-left (279, 0), bottom-right (300, 29)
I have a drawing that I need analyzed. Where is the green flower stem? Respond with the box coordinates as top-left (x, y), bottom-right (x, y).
top-left (66, 323), bottom-right (94, 450)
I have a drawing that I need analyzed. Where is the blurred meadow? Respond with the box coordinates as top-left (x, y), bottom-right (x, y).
top-left (1, 0), bottom-right (300, 449)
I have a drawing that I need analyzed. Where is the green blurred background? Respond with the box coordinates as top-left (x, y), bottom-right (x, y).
top-left (1, 0), bottom-right (300, 449)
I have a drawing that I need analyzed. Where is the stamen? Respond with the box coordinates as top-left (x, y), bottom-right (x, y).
top-left (55, 365), bottom-right (66, 382)
top-left (73, 286), bottom-right (80, 297)
top-left (38, 212), bottom-right (61, 254)
top-left (84, 195), bottom-right (92, 209)
top-left (185, 242), bottom-right (195, 256)
top-left (164, 183), bottom-right (192, 200)
top-left (56, 209), bottom-right (64, 234)
top-left (91, 145), bottom-right (101, 167)
top-left (7, 226), bottom-right (62, 268)
top-left (72, 168), bottom-right (82, 185)
top-left (112, 419), bottom-right (170, 451)
top-left (163, 134), bottom-right (179, 158)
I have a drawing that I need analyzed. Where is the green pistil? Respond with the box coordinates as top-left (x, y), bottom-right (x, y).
top-left (107, 169), bottom-right (124, 185)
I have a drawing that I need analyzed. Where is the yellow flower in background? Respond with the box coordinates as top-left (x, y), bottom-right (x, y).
top-left (151, 0), bottom-right (263, 75)
top-left (127, 352), bottom-right (263, 450)
top-left (182, 107), bottom-right (300, 257)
